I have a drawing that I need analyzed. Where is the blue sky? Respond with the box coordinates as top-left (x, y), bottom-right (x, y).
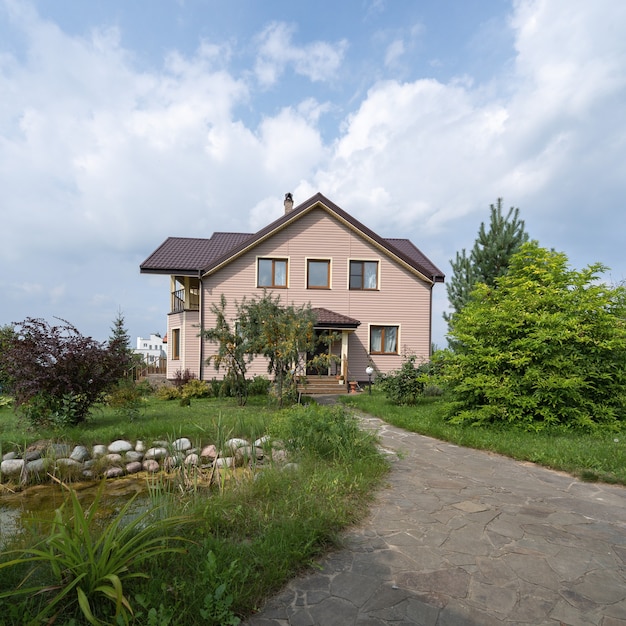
top-left (1, 0), bottom-right (624, 350)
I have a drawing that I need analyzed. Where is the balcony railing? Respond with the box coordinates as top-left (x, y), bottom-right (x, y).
top-left (171, 288), bottom-right (200, 312)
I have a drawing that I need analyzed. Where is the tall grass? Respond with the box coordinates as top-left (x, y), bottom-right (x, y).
top-left (342, 390), bottom-right (626, 485)
top-left (0, 399), bottom-right (388, 624)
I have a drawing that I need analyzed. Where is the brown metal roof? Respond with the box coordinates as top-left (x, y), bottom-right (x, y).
top-left (140, 193), bottom-right (445, 284)
top-left (140, 232), bottom-right (252, 275)
top-left (312, 307), bottom-right (360, 328)
top-left (384, 238), bottom-right (445, 283)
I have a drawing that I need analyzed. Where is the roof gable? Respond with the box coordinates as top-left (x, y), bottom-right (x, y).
top-left (140, 192), bottom-right (444, 284)
top-left (202, 193), bottom-right (444, 284)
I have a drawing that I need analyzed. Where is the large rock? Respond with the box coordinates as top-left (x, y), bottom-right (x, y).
top-left (173, 437), bottom-right (192, 451)
top-left (92, 444), bottom-right (108, 457)
top-left (145, 447), bottom-right (168, 461)
top-left (125, 450), bottom-right (144, 463)
top-left (142, 459), bottom-right (160, 473)
top-left (126, 461), bottom-right (143, 474)
top-left (70, 445), bottom-right (91, 463)
top-left (108, 440), bottom-right (133, 454)
top-left (48, 443), bottom-right (72, 459)
top-left (224, 438), bottom-right (249, 453)
top-left (201, 444), bottom-right (218, 460)
top-left (1, 459), bottom-right (24, 477)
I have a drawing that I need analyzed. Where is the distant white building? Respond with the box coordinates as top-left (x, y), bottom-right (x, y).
top-left (134, 333), bottom-right (166, 364)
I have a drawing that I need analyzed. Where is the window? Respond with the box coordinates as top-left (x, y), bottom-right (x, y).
top-left (171, 328), bottom-right (180, 360)
top-left (258, 258), bottom-right (288, 288)
top-left (370, 326), bottom-right (398, 354)
top-left (307, 259), bottom-right (330, 289)
top-left (350, 261), bottom-right (378, 290)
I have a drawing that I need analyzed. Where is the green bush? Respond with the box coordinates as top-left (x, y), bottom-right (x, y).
top-left (444, 242), bottom-right (626, 430)
top-left (182, 379), bottom-right (212, 399)
top-left (378, 355), bottom-right (435, 405)
top-left (247, 375), bottom-right (270, 396)
top-left (107, 378), bottom-right (145, 420)
top-left (156, 385), bottom-right (181, 401)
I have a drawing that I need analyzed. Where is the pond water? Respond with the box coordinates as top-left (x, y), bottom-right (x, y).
top-left (0, 476), bottom-right (161, 550)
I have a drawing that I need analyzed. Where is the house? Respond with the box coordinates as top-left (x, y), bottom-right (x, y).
top-left (140, 192), bottom-right (444, 386)
top-left (133, 333), bottom-right (166, 365)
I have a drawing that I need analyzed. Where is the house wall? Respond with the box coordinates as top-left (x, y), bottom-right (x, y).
top-left (198, 207), bottom-right (433, 382)
top-left (167, 310), bottom-right (201, 379)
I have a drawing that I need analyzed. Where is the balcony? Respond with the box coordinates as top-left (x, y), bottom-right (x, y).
top-left (171, 288), bottom-right (200, 313)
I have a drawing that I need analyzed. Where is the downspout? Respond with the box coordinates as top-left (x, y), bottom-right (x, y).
top-left (428, 280), bottom-right (434, 359)
top-left (198, 271), bottom-right (204, 380)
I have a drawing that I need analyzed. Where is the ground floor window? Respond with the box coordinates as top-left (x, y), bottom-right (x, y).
top-left (370, 325), bottom-right (398, 354)
top-left (171, 328), bottom-right (180, 360)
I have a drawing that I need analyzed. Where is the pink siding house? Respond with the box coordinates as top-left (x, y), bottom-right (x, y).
top-left (140, 193), bottom-right (444, 387)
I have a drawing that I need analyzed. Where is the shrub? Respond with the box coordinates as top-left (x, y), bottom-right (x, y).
top-left (182, 379), bottom-right (212, 399)
top-left (0, 318), bottom-right (130, 425)
top-left (378, 355), bottom-right (434, 405)
top-left (156, 385), bottom-right (181, 401)
top-left (247, 375), bottom-right (271, 396)
top-left (444, 242), bottom-right (626, 430)
top-left (107, 379), bottom-right (145, 421)
top-left (172, 368), bottom-right (196, 390)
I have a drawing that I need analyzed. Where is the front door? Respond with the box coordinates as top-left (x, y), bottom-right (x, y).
top-left (306, 330), bottom-right (329, 375)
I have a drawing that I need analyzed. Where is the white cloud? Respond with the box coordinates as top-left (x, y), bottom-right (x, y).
top-left (1, 0), bottom-right (625, 348)
top-left (254, 22), bottom-right (347, 87)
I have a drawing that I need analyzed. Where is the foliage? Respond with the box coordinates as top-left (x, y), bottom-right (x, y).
top-left (203, 292), bottom-right (326, 406)
top-left (181, 378), bottom-right (212, 399)
top-left (0, 481), bottom-right (191, 625)
top-left (443, 241), bottom-right (626, 430)
top-left (0, 318), bottom-right (131, 426)
top-left (378, 355), bottom-right (440, 405)
top-left (270, 403), bottom-right (379, 462)
top-left (108, 308), bottom-right (133, 370)
top-left (171, 368), bottom-right (196, 390)
top-left (198, 551), bottom-right (241, 625)
top-left (107, 378), bottom-right (147, 421)
top-left (247, 375), bottom-right (271, 396)
top-left (156, 385), bottom-right (182, 401)
top-left (0, 324), bottom-right (16, 394)
top-left (202, 294), bottom-right (250, 405)
top-left (445, 198), bottom-right (528, 322)
top-left (238, 293), bottom-right (316, 406)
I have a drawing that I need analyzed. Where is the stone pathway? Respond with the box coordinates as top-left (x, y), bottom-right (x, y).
top-left (244, 413), bottom-right (626, 625)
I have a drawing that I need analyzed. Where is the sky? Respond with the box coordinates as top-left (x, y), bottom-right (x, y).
top-left (1, 0), bottom-right (625, 351)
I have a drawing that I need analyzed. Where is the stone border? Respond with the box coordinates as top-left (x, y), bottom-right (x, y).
top-left (1, 435), bottom-right (290, 487)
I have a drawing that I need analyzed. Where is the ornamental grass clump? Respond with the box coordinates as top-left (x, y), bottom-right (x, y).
top-left (0, 479), bottom-right (193, 625)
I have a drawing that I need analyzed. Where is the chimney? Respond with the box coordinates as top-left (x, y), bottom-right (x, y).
top-left (284, 192), bottom-right (294, 214)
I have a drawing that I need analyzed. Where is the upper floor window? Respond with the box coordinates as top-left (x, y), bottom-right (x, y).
top-left (350, 260), bottom-right (378, 290)
top-left (307, 259), bottom-right (330, 289)
top-left (370, 325), bottom-right (398, 354)
top-left (258, 258), bottom-right (288, 288)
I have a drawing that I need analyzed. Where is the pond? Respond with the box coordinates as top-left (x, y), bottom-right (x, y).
top-left (1, 475), bottom-right (176, 550)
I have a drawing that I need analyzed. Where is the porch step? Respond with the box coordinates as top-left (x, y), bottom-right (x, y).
top-left (297, 376), bottom-right (349, 395)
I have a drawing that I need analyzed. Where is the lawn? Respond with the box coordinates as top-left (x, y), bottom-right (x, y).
top-left (0, 396), bottom-right (389, 625)
top-left (342, 390), bottom-right (626, 485)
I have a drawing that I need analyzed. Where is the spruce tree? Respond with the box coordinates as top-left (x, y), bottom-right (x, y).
top-left (444, 198), bottom-right (528, 322)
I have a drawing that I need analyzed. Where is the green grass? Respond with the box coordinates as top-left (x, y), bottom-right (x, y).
top-left (0, 398), bottom-right (388, 625)
top-left (0, 396), bottom-right (274, 456)
top-left (342, 390), bottom-right (626, 485)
